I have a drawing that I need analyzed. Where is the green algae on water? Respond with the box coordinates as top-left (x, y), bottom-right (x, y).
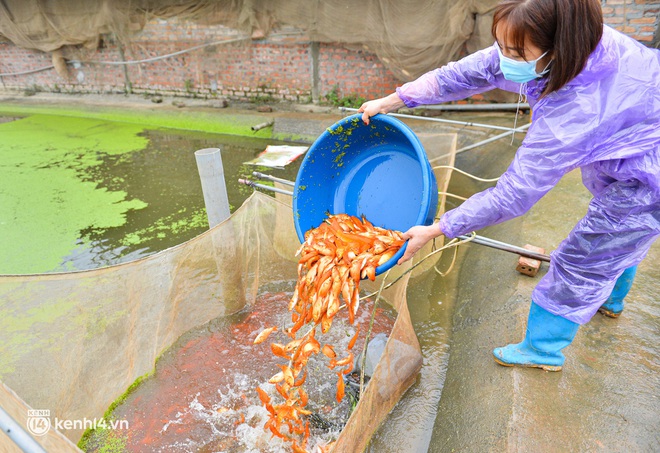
top-left (0, 104), bottom-right (272, 138)
top-left (120, 207), bottom-right (208, 246)
top-left (77, 369), bottom-right (153, 452)
top-left (0, 114), bottom-right (149, 274)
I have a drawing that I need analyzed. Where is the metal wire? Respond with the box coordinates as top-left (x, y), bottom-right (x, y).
top-left (339, 107), bottom-right (520, 132)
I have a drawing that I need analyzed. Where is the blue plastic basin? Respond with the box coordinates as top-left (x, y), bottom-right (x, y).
top-left (293, 113), bottom-right (438, 275)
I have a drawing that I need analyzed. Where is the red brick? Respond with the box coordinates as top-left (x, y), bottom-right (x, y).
top-left (629, 17), bottom-right (658, 24)
top-left (605, 18), bottom-right (623, 27)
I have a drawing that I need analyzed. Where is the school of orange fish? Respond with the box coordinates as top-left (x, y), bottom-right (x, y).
top-left (253, 213), bottom-right (405, 452)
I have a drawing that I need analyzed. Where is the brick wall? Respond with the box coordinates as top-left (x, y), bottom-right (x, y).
top-left (601, 0), bottom-right (659, 44)
top-left (0, 5), bottom-right (657, 103)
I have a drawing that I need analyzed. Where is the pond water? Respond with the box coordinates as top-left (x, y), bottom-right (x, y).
top-left (0, 113), bottom-right (302, 274)
top-left (82, 286), bottom-right (397, 453)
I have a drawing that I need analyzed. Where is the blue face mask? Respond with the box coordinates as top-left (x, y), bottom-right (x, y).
top-left (497, 45), bottom-right (550, 83)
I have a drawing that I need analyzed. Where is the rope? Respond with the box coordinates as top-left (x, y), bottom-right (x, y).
top-left (0, 65), bottom-right (55, 77)
top-left (432, 165), bottom-right (500, 183)
top-left (438, 191), bottom-right (468, 201)
top-left (433, 244), bottom-right (458, 277)
top-left (81, 36), bottom-right (250, 65)
top-left (360, 232), bottom-right (477, 300)
top-left (359, 269), bottom-right (390, 396)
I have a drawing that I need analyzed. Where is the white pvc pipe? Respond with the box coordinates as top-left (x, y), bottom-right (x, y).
top-left (195, 148), bottom-right (231, 228)
top-left (0, 406), bottom-right (47, 453)
top-left (251, 121), bottom-right (274, 132)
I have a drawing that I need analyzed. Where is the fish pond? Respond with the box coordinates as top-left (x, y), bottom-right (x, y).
top-left (0, 111), bottom-right (301, 274)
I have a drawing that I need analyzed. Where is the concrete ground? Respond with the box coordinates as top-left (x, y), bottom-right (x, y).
top-left (1, 93), bottom-right (657, 452)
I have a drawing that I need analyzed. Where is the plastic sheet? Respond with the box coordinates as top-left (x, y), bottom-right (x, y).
top-left (245, 145), bottom-right (308, 168)
top-left (0, 0), bottom-right (499, 81)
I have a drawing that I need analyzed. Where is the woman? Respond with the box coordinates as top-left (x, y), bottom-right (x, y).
top-left (358, 0), bottom-right (660, 371)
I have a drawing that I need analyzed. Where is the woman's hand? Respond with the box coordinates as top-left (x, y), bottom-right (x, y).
top-left (397, 223), bottom-right (444, 265)
top-left (357, 92), bottom-right (406, 125)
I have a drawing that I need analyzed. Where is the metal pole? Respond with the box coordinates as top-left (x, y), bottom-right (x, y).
top-left (238, 179), bottom-right (294, 196)
top-left (459, 234), bottom-right (550, 262)
top-left (421, 103), bottom-right (530, 112)
top-left (0, 406), bottom-right (47, 453)
top-left (252, 171), bottom-right (295, 187)
top-left (339, 107), bottom-right (518, 132)
top-left (195, 148), bottom-right (231, 228)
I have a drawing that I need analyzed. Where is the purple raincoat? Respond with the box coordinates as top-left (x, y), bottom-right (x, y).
top-left (396, 25), bottom-right (660, 324)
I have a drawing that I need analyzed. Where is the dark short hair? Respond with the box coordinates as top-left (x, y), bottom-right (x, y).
top-left (492, 0), bottom-right (603, 96)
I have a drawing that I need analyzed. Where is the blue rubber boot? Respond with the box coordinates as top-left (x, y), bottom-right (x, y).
top-left (598, 266), bottom-right (637, 318)
top-left (493, 301), bottom-right (579, 372)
